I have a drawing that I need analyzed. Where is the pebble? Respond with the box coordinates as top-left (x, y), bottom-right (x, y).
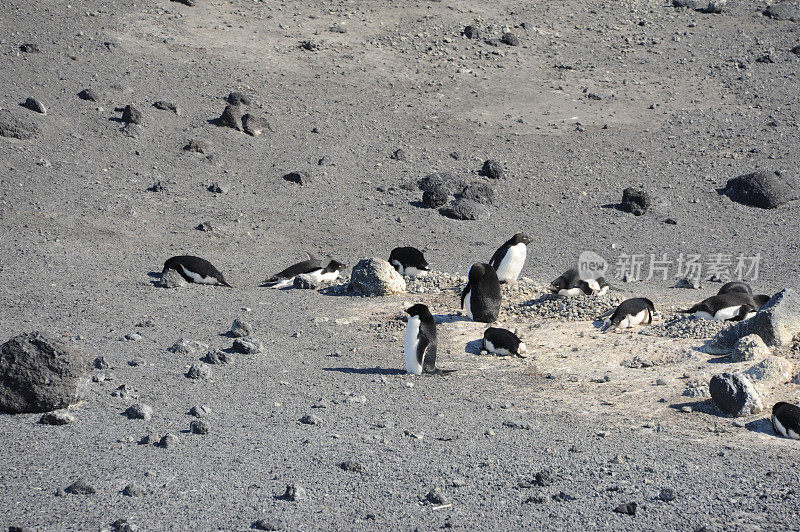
top-left (251, 520), bottom-right (281, 531)
top-left (339, 460), bottom-right (364, 472)
top-left (189, 405), bottom-right (212, 417)
top-left (232, 337), bottom-right (263, 354)
top-left (425, 487), bottom-right (449, 505)
top-left (94, 356), bottom-right (109, 369)
top-left (230, 318), bottom-right (254, 337)
top-left (184, 139), bottom-right (212, 154)
top-left (122, 483), bottom-right (146, 497)
top-left (39, 411), bottom-right (75, 425)
top-left (190, 420), bottom-right (210, 435)
top-left (109, 518), bottom-right (139, 532)
top-left (299, 414), bottom-right (323, 425)
top-left (19, 43), bottom-right (41, 53)
top-left (501, 32), bottom-right (520, 46)
top-left (185, 363), bottom-right (211, 380)
top-left (658, 488), bottom-right (676, 502)
top-left (203, 349), bottom-right (233, 365)
top-left (613, 502), bottom-right (638, 515)
top-left (78, 88), bottom-right (99, 101)
top-left (158, 433), bottom-right (178, 449)
top-left (243, 113), bottom-right (269, 136)
top-left (281, 484), bottom-right (307, 501)
top-left (218, 104), bottom-right (242, 130)
top-left (152, 100), bottom-right (179, 113)
top-left (283, 171), bottom-right (313, 185)
top-left (208, 182), bottom-right (231, 194)
top-left (124, 403), bottom-right (153, 421)
top-left (64, 478), bottom-right (96, 495)
top-left (168, 338), bottom-right (208, 355)
top-left (23, 97), bottom-right (46, 114)
top-left (121, 105), bottom-right (142, 125)
top-left (480, 159), bottom-right (504, 179)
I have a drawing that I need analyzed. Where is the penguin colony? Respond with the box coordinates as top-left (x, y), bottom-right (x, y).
top-left (161, 232), bottom-right (797, 440)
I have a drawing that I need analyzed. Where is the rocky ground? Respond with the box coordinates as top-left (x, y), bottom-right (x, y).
top-left (1, 0), bottom-right (800, 530)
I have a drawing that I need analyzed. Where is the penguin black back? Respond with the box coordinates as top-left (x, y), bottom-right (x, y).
top-left (718, 281), bottom-right (752, 296)
top-left (772, 402), bottom-right (800, 439)
top-left (462, 263), bottom-right (501, 323)
top-left (483, 327), bottom-right (526, 357)
top-left (605, 297), bottom-right (654, 330)
top-left (163, 255), bottom-right (231, 287)
top-left (549, 268), bottom-right (580, 292)
top-left (683, 292), bottom-right (758, 321)
top-left (404, 304), bottom-right (453, 375)
top-left (264, 258), bottom-right (324, 284)
top-left (389, 247), bottom-right (430, 276)
top-left (489, 233), bottom-right (531, 283)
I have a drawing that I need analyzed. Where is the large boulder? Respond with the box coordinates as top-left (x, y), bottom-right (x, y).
top-left (0, 332), bottom-right (92, 414)
top-left (744, 356), bottom-right (793, 384)
top-left (349, 258), bottom-right (406, 296)
top-left (709, 372), bottom-right (763, 417)
top-left (440, 198), bottom-right (491, 221)
top-left (721, 170), bottom-right (798, 209)
top-left (709, 289), bottom-right (800, 351)
top-left (730, 334), bottom-right (770, 362)
top-left (763, 1), bottom-right (800, 22)
top-left (418, 173), bottom-right (466, 208)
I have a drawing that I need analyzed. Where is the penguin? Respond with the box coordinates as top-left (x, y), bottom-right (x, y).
top-left (548, 269), bottom-right (608, 297)
top-left (771, 402), bottom-right (800, 440)
top-left (389, 247), bottom-right (430, 278)
top-left (488, 233), bottom-right (532, 283)
top-left (717, 281), bottom-right (752, 296)
top-left (263, 255), bottom-right (347, 288)
top-left (482, 327), bottom-right (527, 357)
top-left (682, 292), bottom-right (761, 321)
top-left (600, 298), bottom-right (655, 331)
top-left (461, 263), bottom-right (502, 323)
top-left (162, 255), bottom-right (231, 287)
top-left (404, 304), bottom-right (454, 375)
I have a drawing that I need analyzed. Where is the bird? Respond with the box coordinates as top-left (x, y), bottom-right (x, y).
top-left (263, 254), bottom-right (347, 288)
top-left (162, 255), bottom-right (231, 287)
top-left (488, 233), bottom-right (531, 283)
top-left (461, 263), bottom-right (502, 323)
top-left (389, 246), bottom-right (431, 278)
top-left (548, 268), bottom-right (609, 296)
top-left (403, 304), bottom-right (454, 375)
top-left (599, 298), bottom-right (655, 331)
top-left (771, 402), bottom-right (800, 440)
top-left (717, 281), bottom-right (752, 296)
top-left (682, 292), bottom-right (769, 321)
top-left (482, 327), bottom-right (527, 357)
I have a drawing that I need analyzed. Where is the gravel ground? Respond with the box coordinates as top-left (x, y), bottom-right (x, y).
top-left (1, 0), bottom-right (800, 530)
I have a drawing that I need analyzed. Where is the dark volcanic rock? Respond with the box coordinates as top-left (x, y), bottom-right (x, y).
top-left (230, 318), bottom-right (253, 338)
top-left (227, 91), bottom-right (252, 105)
top-left (121, 105), bottom-right (142, 124)
top-left (122, 483), bottom-right (146, 497)
top-left (124, 403), bottom-right (153, 421)
top-left (208, 182), bottom-right (231, 194)
top-left (158, 433), bottom-right (178, 449)
top-left (94, 356), bottom-right (109, 369)
top-left (0, 331), bottom-right (91, 414)
top-left (299, 414), bottom-right (323, 425)
top-left (709, 372), bottom-right (763, 417)
top-left (300, 40), bottom-right (321, 51)
top-left (23, 97), bottom-right (46, 114)
top-left (251, 520), bottom-right (282, 531)
top-left (281, 484), bottom-right (307, 501)
top-left (339, 460), bottom-right (364, 472)
top-left (0, 110), bottom-right (41, 140)
top-left (440, 198), bottom-right (491, 221)
top-left (232, 337), bottom-right (264, 354)
top-left (501, 32), bottom-right (520, 46)
top-left (189, 404), bottom-right (211, 417)
top-left (673, 0), bottom-right (725, 14)
top-left (78, 88), bottom-right (99, 101)
top-left (152, 101), bottom-right (179, 113)
top-left (425, 487), bottom-right (449, 505)
top-left (721, 170), bottom-right (798, 209)
top-left (243, 113), bottom-right (270, 136)
top-left (283, 171), bottom-right (312, 185)
top-left (792, 45), bottom-right (800, 56)
top-left (479, 159), bottom-right (504, 179)
top-left (202, 349), bottom-right (232, 364)
top-left (710, 289), bottom-right (800, 349)
top-left (218, 104), bottom-right (242, 131)
top-left (763, 1), bottom-right (800, 21)
top-left (19, 43), bottom-right (40, 53)
top-left (185, 363), bottom-right (211, 380)
top-left (110, 518), bottom-right (139, 532)
top-left (64, 478), bottom-right (96, 495)
top-left (613, 502), bottom-right (638, 516)
top-left (460, 182), bottom-right (496, 205)
top-left (463, 24), bottom-right (482, 39)
top-left (419, 172), bottom-right (466, 208)
top-left (190, 419), bottom-right (209, 434)
top-left (184, 139), bottom-right (211, 154)
top-left (621, 187), bottom-right (652, 215)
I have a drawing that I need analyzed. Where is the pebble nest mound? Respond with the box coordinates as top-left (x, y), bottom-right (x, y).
top-left (405, 271), bottom-right (464, 294)
top-left (643, 314), bottom-right (731, 339)
top-left (509, 291), bottom-right (623, 322)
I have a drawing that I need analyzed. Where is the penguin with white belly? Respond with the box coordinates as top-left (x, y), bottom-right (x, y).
top-left (600, 298), bottom-right (655, 331)
top-left (403, 304), bottom-right (455, 375)
top-left (488, 233), bottom-right (531, 283)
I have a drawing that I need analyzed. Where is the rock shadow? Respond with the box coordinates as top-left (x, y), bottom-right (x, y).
top-left (323, 367), bottom-right (405, 376)
top-left (745, 418), bottom-right (774, 436)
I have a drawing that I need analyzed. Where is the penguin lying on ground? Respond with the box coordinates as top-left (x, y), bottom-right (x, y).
top-left (489, 233), bottom-right (532, 283)
top-left (482, 327), bottom-right (527, 357)
top-left (772, 402), bottom-right (800, 440)
top-left (717, 281), bottom-right (752, 295)
top-left (682, 291), bottom-right (770, 321)
top-left (163, 255), bottom-right (232, 287)
top-left (404, 304), bottom-right (455, 375)
top-left (548, 268), bottom-right (609, 297)
top-left (461, 263), bottom-right (502, 323)
top-left (389, 247), bottom-right (430, 278)
top-left (263, 254), bottom-right (347, 288)
top-left (599, 298), bottom-right (655, 331)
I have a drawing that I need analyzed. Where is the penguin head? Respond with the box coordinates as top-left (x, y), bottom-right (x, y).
top-left (549, 268), bottom-right (577, 292)
top-left (325, 260), bottom-right (348, 273)
top-left (752, 294), bottom-right (771, 308)
top-left (468, 263), bottom-right (488, 284)
top-left (405, 303), bottom-right (431, 318)
top-left (511, 232), bottom-right (532, 246)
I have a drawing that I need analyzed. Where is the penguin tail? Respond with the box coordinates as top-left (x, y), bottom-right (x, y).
top-left (680, 305), bottom-right (698, 314)
top-left (219, 280), bottom-right (233, 288)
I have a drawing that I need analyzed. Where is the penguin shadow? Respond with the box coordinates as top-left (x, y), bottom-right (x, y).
top-left (147, 271), bottom-right (163, 287)
top-left (464, 338), bottom-right (483, 356)
top-left (323, 366), bottom-right (405, 376)
top-left (745, 418), bottom-right (775, 436)
top-left (433, 313), bottom-right (471, 324)
top-left (669, 400), bottom-right (717, 416)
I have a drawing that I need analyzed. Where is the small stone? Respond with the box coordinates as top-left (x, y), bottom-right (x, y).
top-left (202, 349), bottom-right (232, 364)
top-left (19, 43), bottom-right (40, 53)
top-left (792, 45), bottom-right (800, 56)
top-left (218, 105), bottom-right (242, 131)
top-left (196, 222), bottom-right (213, 232)
top-left (655, 378), bottom-right (667, 386)
top-left (658, 488), bottom-right (676, 502)
top-left (122, 483), bottom-right (146, 497)
top-left (190, 419), bottom-right (209, 434)
top-left (621, 187), bottom-right (651, 216)
top-left (230, 318), bottom-right (253, 338)
top-left (160, 269), bottom-right (187, 288)
top-left (184, 139), bottom-right (211, 154)
top-left (709, 372), bottom-right (763, 417)
top-left (251, 520), bottom-right (281, 531)
top-left (460, 182), bottom-right (496, 205)
top-left (189, 405), bottom-right (212, 417)
top-left (534, 469), bottom-right (555, 486)
top-left (185, 363), bottom-right (211, 380)
top-left (299, 414), bottom-right (322, 425)
top-left (281, 484), bottom-right (307, 501)
top-left (78, 88), bottom-right (99, 101)
top-left (613, 502), bottom-right (637, 516)
top-left (293, 274), bottom-right (319, 289)
top-left (138, 433), bottom-right (158, 445)
top-left (232, 337), bottom-right (263, 354)
top-left (168, 338), bottom-right (207, 355)
top-left (501, 32), bottom-right (520, 46)
top-left (110, 518), bottom-right (139, 532)
top-left (674, 277), bottom-right (701, 289)
top-left (208, 182), bottom-right (231, 194)
top-left (731, 334), bottom-right (770, 362)
top-left (721, 170), bottom-right (798, 209)
top-left (425, 487), bottom-right (449, 505)
top-left (39, 411), bottom-right (75, 425)
top-left (283, 171), bottom-right (312, 185)
top-left (23, 97), bottom-right (46, 114)
top-left (157, 433), bottom-right (178, 449)
top-left (152, 101), bottom-right (179, 112)
top-left (329, 23), bottom-right (347, 33)
top-left (94, 356), bottom-right (109, 369)
top-left (463, 24), bottom-right (481, 39)
top-left (227, 91), bottom-right (251, 105)
top-left (121, 105), bottom-right (142, 125)
top-left (339, 460), bottom-right (364, 472)
top-left (124, 403), bottom-right (153, 421)
top-left (390, 148), bottom-right (406, 161)
top-left (171, 0), bottom-right (196, 5)
top-left (64, 478), bottom-right (96, 495)
top-left (479, 159), bottom-right (504, 179)
top-left (440, 198), bottom-right (490, 221)
top-left (300, 40), bottom-right (321, 51)
top-left (243, 113), bottom-right (270, 136)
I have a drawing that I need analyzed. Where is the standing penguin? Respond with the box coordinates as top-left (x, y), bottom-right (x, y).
top-left (483, 327), bottom-right (527, 357)
top-left (682, 292), bottom-right (760, 321)
top-left (461, 263), bottom-right (502, 323)
top-left (489, 233), bottom-right (532, 283)
top-left (389, 247), bottom-right (431, 278)
top-left (718, 281), bottom-right (752, 296)
top-left (771, 402), bottom-right (800, 440)
top-left (600, 298), bottom-right (655, 331)
top-left (163, 255), bottom-right (231, 287)
top-left (404, 304), bottom-right (454, 375)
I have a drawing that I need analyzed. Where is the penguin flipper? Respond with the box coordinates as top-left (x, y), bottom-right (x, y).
top-left (596, 308), bottom-right (615, 320)
top-left (730, 305), bottom-right (754, 322)
top-left (417, 335), bottom-right (431, 368)
top-left (429, 368), bottom-right (457, 376)
top-left (681, 304), bottom-right (700, 314)
top-left (460, 285), bottom-right (470, 310)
